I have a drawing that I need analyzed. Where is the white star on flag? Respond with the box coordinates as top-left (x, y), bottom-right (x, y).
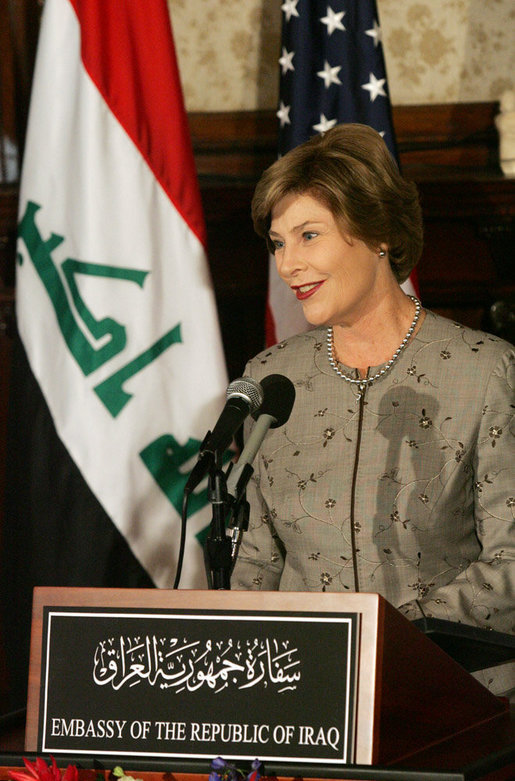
top-left (365, 19), bottom-right (382, 47)
top-left (320, 6), bottom-right (346, 35)
top-left (361, 72), bottom-right (387, 101)
top-left (277, 100), bottom-right (291, 127)
top-left (279, 47), bottom-right (295, 75)
top-left (313, 114), bottom-right (337, 134)
top-left (281, 0), bottom-right (300, 22)
top-left (317, 60), bottom-right (342, 88)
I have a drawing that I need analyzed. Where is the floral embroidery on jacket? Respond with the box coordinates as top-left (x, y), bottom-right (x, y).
top-left (231, 312), bottom-right (515, 641)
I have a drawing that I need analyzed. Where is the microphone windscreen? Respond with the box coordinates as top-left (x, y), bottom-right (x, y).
top-left (226, 376), bottom-right (264, 415)
top-left (253, 373), bottom-right (296, 428)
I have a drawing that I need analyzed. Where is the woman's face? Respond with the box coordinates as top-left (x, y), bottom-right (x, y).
top-left (269, 191), bottom-right (383, 328)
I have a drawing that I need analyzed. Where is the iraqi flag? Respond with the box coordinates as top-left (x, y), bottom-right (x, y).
top-left (267, 0), bottom-right (417, 345)
top-left (2, 0), bottom-right (228, 710)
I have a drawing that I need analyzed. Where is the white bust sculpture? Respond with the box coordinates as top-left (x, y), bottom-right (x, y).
top-left (495, 89), bottom-right (515, 176)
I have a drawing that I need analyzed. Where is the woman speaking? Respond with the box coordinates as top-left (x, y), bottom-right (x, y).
top-left (231, 123), bottom-right (514, 698)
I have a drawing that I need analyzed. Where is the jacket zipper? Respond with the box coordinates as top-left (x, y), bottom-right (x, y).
top-left (349, 384), bottom-right (367, 592)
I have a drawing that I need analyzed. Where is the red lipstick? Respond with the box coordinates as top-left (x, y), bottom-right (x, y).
top-left (292, 281), bottom-right (325, 300)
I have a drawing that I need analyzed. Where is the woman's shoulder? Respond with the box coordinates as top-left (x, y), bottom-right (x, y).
top-left (244, 327), bottom-right (327, 382)
top-left (420, 309), bottom-right (514, 364)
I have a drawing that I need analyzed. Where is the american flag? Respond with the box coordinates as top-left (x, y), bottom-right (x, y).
top-left (267, 0), bottom-right (414, 344)
top-left (278, 0), bottom-right (396, 157)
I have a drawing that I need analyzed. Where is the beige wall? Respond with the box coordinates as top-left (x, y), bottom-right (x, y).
top-left (168, 0), bottom-right (515, 112)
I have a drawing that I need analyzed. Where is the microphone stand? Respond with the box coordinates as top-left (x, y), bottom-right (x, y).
top-left (204, 455), bottom-right (255, 590)
top-left (226, 462), bottom-right (253, 565)
top-left (204, 450), bottom-right (233, 590)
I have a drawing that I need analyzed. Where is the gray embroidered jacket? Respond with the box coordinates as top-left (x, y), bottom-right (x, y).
top-left (231, 311), bottom-right (515, 642)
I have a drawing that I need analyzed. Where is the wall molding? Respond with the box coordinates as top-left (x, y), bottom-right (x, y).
top-left (188, 102), bottom-right (502, 180)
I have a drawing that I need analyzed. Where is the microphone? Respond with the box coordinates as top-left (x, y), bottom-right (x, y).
top-left (184, 376), bottom-right (264, 494)
top-left (226, 373), bottom-right (296, 501)
top-left (226, 374), bottom-right (295, 564)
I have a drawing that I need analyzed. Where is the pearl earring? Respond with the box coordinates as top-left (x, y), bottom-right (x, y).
top-left (379, 249), bottom-right (386, 257)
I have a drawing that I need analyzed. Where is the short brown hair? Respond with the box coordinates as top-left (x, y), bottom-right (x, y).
top-left (251, 123), bottom-right (423, 283)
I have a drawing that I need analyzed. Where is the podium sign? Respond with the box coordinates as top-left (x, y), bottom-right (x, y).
top-left (30, 593), bottom-right (359, 764)
top-left (27, 588), bottom-right (507, 768)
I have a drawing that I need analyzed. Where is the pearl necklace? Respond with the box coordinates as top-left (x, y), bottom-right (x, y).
top-left (326, 295), bottom-right (421, 399)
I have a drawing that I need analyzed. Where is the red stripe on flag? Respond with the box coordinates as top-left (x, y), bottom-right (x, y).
top-left (409, 266), bottom-right (420, 298)
top-left (68, 0), bottom-right (206, 247)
